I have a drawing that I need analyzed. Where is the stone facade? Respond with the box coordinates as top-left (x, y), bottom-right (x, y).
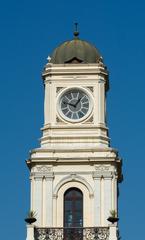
top-left (26, 44), bottom-right (122, 240)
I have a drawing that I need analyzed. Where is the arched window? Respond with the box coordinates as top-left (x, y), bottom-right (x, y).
top-left (64, 188), bottom-right (83, 227)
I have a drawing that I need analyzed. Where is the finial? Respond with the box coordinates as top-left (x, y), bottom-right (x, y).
top-left (47, 55), bottom-right (51, 62)
top-left (74, 22), bottom-right (79, 38)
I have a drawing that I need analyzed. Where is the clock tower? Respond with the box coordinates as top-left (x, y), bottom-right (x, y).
top-left (26, 29), bottom-right (122, 240)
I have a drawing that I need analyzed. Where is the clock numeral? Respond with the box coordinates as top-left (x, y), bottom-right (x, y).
top-left (78, 111), bottom-right (85, 118)
top-left (61, 107), bottom-right (68, 110)
top-left (62, 108), bottom-right (69, 115)
top-left (65, 110), bottom-right (70, 115)
top-left (82, 103), bottom-right (89, 108)
top-left (81, 100), bottom-right (89, 104)
top-left (67, 111), bottom-right (72, 118)
top-left (81, 95), bottom-right (86, 101)
top-left (77, 92), bottom-right (79, 99)
top-left (81, 108), bottom-right (87, 114)
top-left (72, 112), bottom-right (79, 119)
top-left (65, 96), bottom-right (70, 101)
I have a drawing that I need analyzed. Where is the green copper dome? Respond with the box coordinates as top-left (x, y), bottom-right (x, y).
top-left (50, 33), bottom-right (102, 64)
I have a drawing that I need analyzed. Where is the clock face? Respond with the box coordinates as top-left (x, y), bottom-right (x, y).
top-left (59, 88), bottom-right (91, 121)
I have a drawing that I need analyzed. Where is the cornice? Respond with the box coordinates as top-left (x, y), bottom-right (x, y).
top-left (41, 123), bottom-right (109, 131)
top-left (26, 157), bottom-right (121, 166)
top-left (42, 63), bottom-right (108, 78)
top-left (42, 62), bottom-right (109, 91)
top-left (40, 135), bottom-right (110, 142)
top-left (30, 146), bottom-right (118, 154)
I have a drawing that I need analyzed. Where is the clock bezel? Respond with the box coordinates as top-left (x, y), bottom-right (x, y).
top-left (57, 87), bottom-right (93, 123)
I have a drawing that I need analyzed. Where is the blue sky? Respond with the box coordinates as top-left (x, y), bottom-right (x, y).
top-left (0, 0), bottom-right (145, 239)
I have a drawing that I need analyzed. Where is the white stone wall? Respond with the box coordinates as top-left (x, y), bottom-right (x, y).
top-left (41, 64), bottom-right (109, 148)
top-left (29, 161), bottom-right (118, 228)
top-left (26, 62), bottom-right (121, 238)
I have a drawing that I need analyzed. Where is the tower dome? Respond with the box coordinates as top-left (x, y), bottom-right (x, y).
top-left (50, 31), bottom-right (102, 64)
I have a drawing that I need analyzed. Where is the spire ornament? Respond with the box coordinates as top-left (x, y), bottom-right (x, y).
top-left (74, 22), bottom-right (79, 38)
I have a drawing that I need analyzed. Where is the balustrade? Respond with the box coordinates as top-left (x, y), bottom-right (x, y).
top-left (34, 227), bottom-right (109, 240)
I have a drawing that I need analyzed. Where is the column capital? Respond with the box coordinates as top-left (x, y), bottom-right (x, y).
top-left (98, 78), bottom-right (105, 84)
top-left (93, 171), bottom-right (112, 179)
top-left (45, 173), bottom-right (54, 180)
top-left (53, 193), bottom-right (58, 199)
top-left (33, 172), bottom-right (54, 180)
top-left (92, 172), bottom-right (101, 179)
top-left (34, 175), bottom-right (43, 181)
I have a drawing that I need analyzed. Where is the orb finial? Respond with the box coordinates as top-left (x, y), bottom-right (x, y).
top-left (74, 22), bottom-right (79, 38)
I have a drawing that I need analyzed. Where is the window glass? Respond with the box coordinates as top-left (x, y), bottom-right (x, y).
top-left (64, 188), bottom-right (83, 227)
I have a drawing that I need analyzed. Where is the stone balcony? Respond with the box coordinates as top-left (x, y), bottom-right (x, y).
top-left (34, 227), bottom-right (109, 240)
top-left (26, 225), bottom-right (118, 240)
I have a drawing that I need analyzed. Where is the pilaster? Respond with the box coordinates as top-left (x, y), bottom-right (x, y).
top-left (26, 224), bottom-right (34, 240)
top-left (93, 164), bottom-right (117, 226)
top-left (104, 173), bottom-right (113, 225)
top-left (33, 176), bottom-right (43, 226)
top-left (93, 173), bottom-right (101, 226)
top-left (109, 225), bottom-right (118, 240)
top-left (96, 78), bottom-right (106, 126)
top-left (44, 80), bottom-right (51, 125)
top-left (45, 174), bottom-right (54, 226)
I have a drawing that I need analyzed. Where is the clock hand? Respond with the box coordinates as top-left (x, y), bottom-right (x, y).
top-left (62, 101), bottom-right (67, 105)
top-left (63, 101), bottom-right (75, 107)
top-left (67, 102), bottom-right (76, 107)
top-left (74, 97), bottom-right (82, 107)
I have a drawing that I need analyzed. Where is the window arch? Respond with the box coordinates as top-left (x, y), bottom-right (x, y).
top-left (64, 188), bottom-right (83, 227)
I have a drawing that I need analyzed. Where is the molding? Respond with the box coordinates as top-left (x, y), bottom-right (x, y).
top-left (56, 114), bottom-right (94, 124)
top-left (31, 165), bottom-right (54, 179)
top-left (42, 64), bottom-right (108, 80)
top-left (30, 147), bottom-right (116, 153)
top-left (56, 116), bottom-right (64, 123)
top-left (95, 165), bottom-right (111, 172)
top-left (98, 79), bottom-right (106, 84)
top-left (56, 87), bottom-right (64, 94)
top-left (84, 115), bottom-right (94, 123)
top-left (93, 164), bottom-right (114, 179)
top-left (45, 174), bottom-right (54, 180)
top-left (40, 135), bottom-right (109, 141)
top-left (29, 158), bottom-right (117, 163)
top-left (36, 165), bottom-right (52, 173)
top-left (53, 174), bottom-right (94, 197)
top-left (86, 86), bottom-right (94, 93)
top-left (41, 124), bottom-right (109, 130)
top-left (33, 173), bottom-right (54, 179)
top-left (93, 172), bottom-right (113, 179)
top-left (53, 171), bottom-right (94, 175)
top-left (33, 176), bottom-right (43, 181)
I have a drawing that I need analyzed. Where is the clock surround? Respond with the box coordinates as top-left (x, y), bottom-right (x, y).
top-left (57, 87), bottom-right (93, 123)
